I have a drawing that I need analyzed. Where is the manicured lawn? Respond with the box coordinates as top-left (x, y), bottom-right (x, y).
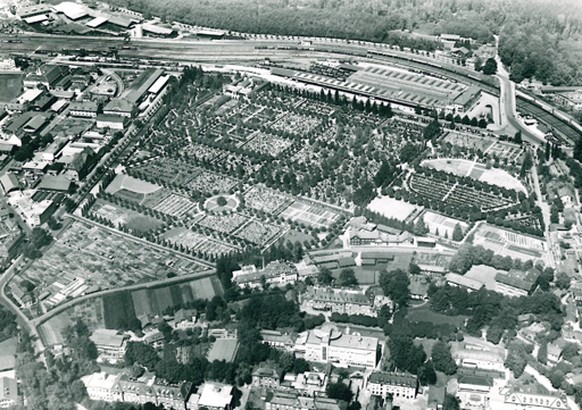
top-left (406, 305), bottom-right (467, 327)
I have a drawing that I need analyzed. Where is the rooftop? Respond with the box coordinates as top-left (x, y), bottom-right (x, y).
top-left (495, 268), bottom-right (541, 292)
top-left (304, 325), bottom-right (378, 352)
top-left (90, 329), bottom-right (127, 348)
top-left (368, 371), bottom-right (417, 388)
top-left (197, 382), bottom-right (233, 408)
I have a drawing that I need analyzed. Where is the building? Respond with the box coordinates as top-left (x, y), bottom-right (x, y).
top-left (451, 338), bottom-right (506, 372)
top-left (96, 114), bottom-right (128, 130)
top-left (89, 329), bottom-right (128, 363)
top-left (103, 98), bottom-right (136, 118)
top-left (295, 325), bottom-right (378, 368)
top-left (186, 382), bottom-right (234, 410)
top-left (260, 330), bottom-right (296, 351)
top-left (457, 373), bottom-right (493, 409)
top-left (301, 287), bottom-right (393, 317)
top-left (252, 366), bottom-right (282, 388)
top-left (503, 390), bottom-right (569, 410)
top-left (445, 273), bottom-right (484, 292)
top-left (9, 194), bottom-right (56, 227)
top-left (173, 309), bottom-right (197, 330)
top-left (0, 174), bottom-right (19, 194)
top-left (348, 227), bottom-right (415, 247)
top-left (288, 371), bottom-right (327, 397)
top-left (264, 391), bottom-right (346, 410)
top-left (65, 147), bottom-right (97, 182)
top-left (0, 377), bottom-right (17, 408)
top-left (367, 371), bottom-right (418, 400)
top-left (24, 65), bottom-right (69, 89)
top-left (452, 86), bottom-right (482, 114)
top-left (69, 100), bottom-right (100, 118)
top-left (547, 342), bottom-right (564, 366)
top-left (81, 372), bottom-right (185, 407)
top-left (232, 260), bottom-right (298, 289)
top-left (495, 268), bottom-right (540, 297)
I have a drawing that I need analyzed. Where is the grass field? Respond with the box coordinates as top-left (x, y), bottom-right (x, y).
top-left (206, 339), bottom-right (239, 362)
top-left (0, 73), bottom-right (22, 102)
top-left (406, 305), bottom-right (467, 327)
top-left (92, 200), bottom-right (164, 232)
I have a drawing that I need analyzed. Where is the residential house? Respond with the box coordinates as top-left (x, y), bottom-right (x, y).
top-left (252, 366), bottom-right (282, 388)
top-left (451, 337), bottom-right (506, 372)
top-left (174, 309), bottom-right (197, 330)
top-left (366, 371), bottom-right (418, 400)
top-left (65, 147), bottom-right (96, 182)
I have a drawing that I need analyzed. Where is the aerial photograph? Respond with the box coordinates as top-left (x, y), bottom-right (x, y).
top-left (0, 0), bottom-right (581, 409)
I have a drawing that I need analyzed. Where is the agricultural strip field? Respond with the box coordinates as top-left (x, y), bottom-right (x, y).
top-left (130, 276), bottom-right (223, 317)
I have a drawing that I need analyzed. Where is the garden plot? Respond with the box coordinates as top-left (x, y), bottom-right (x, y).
top-left (241, 132), bottom-right (294, 157)
top-left (442, 131), bottom-right (496, 152)
top-left (196, 213), bottom-right (248, 234)
top-left (161, 227), bottom-right (240, 256)
top-left (244, 185), bottom-right (293, 214)
top-left (151, 193), bottom-right (199, 218)
top-left (235, 219), bottom-right (286, 246)
top-left (14, 221), bottom-right (206, 317)
top-left (92, 200), bottom-right (164, 232)
top-left (280, 201), bottom-right (341, 229)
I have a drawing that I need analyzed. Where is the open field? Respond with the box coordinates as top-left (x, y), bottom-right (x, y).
top-left (422, 158), bottom-right (526, 193)
top-left (206, 339), bottom-right (239, 362)
top-left (367, 196), bottom-right (421, 221)
top-left (92, 199), bottom-right (164, 232)
top-left (406, 305), bottom-right (467, 327)
top-left (0, 73), bottom-right (22, 102)
top-left (12, 220), bottom-right (206, 317)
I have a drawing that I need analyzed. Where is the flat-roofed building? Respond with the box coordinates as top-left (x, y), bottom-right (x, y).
top-left (186, 382), bottom-right (233, 410)
top-left (96, 114), bottom-right (127, 130)
top-left (457, 373), bottom-right (494, 409)
top-left (233, 260), bottom-right (298, 289)
top-left (367, 371), bottom-right (418, 400)
top-left (90, 329), bottom-right (128, 363)
top-left (295, 324), bottom-right (378, 368)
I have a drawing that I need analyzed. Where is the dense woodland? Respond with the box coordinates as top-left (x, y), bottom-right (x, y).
top-left (105, 0), bottom-right (582, 85)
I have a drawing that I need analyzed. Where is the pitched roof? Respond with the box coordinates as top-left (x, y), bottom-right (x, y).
top-left (368, 371), bottom-right (417, 388)
top-left (495, 268), bottom-right (540, 292)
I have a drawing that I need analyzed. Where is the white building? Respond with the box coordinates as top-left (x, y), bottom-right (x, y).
top-left (504, 391), bottom-right (569, 410)
top-left (0, 377), bottom-right (17, 408)
top-left (232, 260), bottom-right (298, 289)
top-left (89, 329), bottom-right (128, 364)
top-left (186, 382), bottom-right (233, 410)
top-left (295, 325), bottom-right (378, 368)
top-left (301, 286), bottom-right (393, 317)
top-left (451, 338), bottom-right (506, 372)
top-left (367, 371), bottom-right (418, 400)
top-left (457, 374), bottom-right (493, 409)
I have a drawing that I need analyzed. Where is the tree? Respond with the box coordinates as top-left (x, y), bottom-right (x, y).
top-left (555, 271), bottom-right (571, 290)
top-left (380, 269), bottom-right (410, 308)
top-left (444, 394), bottom-right (461, 410)
top-left (452, 224), bottom-right (464, 242)
top-left (413, 218), bottom-right (429, 236)
top-left (409, 262), bottom-right (421, 275)
top-left (537, 343), bottom-right (548, 364)
top-left (482, 58), bottom-right (498, 75)
top-left (418, 360), bottom-right (437, 385)
top-left (326, 382), bottom-right (353, 402)
top-left (431, 341), bottom-right (457, 375)
top-left (339, 268), bottom-right (358, 287)
top-left (317, 267), bottom-right (334, 286)
top-left (388, 335), bottom-right (426, 374)
top-left (423, 118), bottom-right (441, 140)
